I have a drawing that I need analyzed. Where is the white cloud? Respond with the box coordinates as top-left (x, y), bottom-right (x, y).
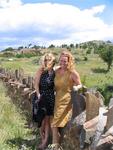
top-left (0, 3), bottom-right (106, 31)
top-left (0, 1), bottom-right (113, 49)
top-left (0, 0), bottom-right (22, 8)
top-left (83, 5), bottom-right (105, 15)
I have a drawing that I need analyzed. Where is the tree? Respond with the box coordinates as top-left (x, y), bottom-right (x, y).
top-left (99, 45), bottom-right (113, 71)
top-left (106, 40), bottom-right (112, 43)
top-left (70, 43), bottom-right (74, 48)
top-left (32, 45), bottom-right (40, 50)
top-left (18, 46), bottom-right (24, 50)
top-left (28, 43), bottom-right (32, 48)
top-left (61, 44), bottom-right (68, 48)
top-left (82, 43), bottom-right (87, 49)
top-left (75, 43), bottom-right (79, 49)
top-left (48, 44), bottom-right (55, 48)
top-left (3, 47), bottom-right (14, 51)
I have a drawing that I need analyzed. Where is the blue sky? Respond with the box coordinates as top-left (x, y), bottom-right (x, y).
top-left (0, 0), bottom-right (113, 50)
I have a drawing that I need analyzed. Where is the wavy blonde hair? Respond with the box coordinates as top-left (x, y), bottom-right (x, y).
top-left (39, 52), bottom-right (56, 68)
top-left (60, 50), bottom-right (75, 71)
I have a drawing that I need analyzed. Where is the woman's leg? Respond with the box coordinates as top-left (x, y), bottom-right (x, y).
top-left (38, 116), bottom-right (50, 149)
top-left (38, 119), bottom-right (46, 149)
top-left (52, 127), bottom-right (61, 149)
top-left (42, 116), bottom-right (50, 147)
top-left (40, 119), bottom-right (45, 141)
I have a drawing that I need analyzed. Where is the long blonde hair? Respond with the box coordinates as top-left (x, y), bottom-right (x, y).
top-left (39, 52), bottom-right (56, 69)
top-left (60, 50), bottom-right (75, 71)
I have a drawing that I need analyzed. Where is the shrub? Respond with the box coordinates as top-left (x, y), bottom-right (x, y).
top-left (97, 84), bottom-right (113, 105)
top-left (1, 52), bottom-right (15, 57)
top-left (15, 53), bottom-right (37, 58)
top-left (83, 56), bottom-right (88, 61)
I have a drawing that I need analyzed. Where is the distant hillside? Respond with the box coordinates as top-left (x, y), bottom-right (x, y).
top-left (0, 40), bottom-right (113, 57)
top-left (76, 40), bottom-right (113, 54)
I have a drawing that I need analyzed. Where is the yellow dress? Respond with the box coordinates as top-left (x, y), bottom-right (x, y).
top-left (51, 70), bottom-right (73, 127)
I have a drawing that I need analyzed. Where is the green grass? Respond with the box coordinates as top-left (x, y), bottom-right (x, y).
top-left (0, 57), bottom-right (39, 76)
top-left (76, 54), bottom-right (113, 87)
top-left (0, 81), bottom-right (39, 150)
top-left (0, 53), bottom-right (113, 88)
top-left (0, 52), bottom-right (113, 103)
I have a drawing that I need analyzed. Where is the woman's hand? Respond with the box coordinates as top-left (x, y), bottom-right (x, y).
top-left (101, 135), bottom-right (113, 144)
top-left (36, 92), bottom-right (41, 101)
top-left (73, 84), bottom-right (82, 91)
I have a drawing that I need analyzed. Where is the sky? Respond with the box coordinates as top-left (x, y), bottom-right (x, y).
top-left (0, 0), bottom-right (113, 50)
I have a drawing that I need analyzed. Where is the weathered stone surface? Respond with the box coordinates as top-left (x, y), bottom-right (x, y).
top-left (71, 90), bottom-right (86, 119)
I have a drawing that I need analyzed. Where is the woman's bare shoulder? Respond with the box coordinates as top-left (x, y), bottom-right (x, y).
top-left (35, 67), bottom-right (44, 76)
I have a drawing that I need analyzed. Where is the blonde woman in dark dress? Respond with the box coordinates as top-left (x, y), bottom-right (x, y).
top-left (34, 53), bottom-right (56, 149)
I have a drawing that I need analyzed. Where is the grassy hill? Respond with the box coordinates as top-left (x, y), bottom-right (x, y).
top-left (0, 40), bottom-right (113, 104)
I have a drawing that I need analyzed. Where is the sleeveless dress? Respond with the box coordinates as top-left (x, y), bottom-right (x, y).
top-left (32, 69), bottom-right (55, 127)
top-left (39, 69), bottom-right (55, 116)
top-left (51, 70), bottom-right (73, 127)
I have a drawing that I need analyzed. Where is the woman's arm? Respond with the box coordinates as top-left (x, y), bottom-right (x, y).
top-left (34, 67), bottom-right (43, 98)
top-left (71, 70), bottom-right (81, 85)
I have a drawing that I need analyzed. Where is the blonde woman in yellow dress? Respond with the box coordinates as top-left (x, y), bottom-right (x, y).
top-left (51, 50), bottom-right (81, 149)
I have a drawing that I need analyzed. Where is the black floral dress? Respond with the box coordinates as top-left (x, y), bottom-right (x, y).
top-left (39, 69), bottom-right (55, 116)
top-left (32, 69), bottom-right (55, 127)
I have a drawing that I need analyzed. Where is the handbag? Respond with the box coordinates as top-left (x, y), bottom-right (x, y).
top-left (32, 92), bottom-right (46, 127)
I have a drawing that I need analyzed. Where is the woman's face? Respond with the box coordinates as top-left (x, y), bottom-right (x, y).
top-left (44, 56), bottom-right (54, 69)
top-left (59, 56), bottom-right (68, 69)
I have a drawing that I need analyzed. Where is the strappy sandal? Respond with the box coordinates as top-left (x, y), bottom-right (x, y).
top-left (45, 144), bottom-right (63, 150)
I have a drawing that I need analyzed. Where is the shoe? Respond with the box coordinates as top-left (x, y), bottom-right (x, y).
top-left (45, 144), bottom-right (63, 150)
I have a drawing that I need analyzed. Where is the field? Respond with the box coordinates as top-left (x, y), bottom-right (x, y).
top-left (0, 48), bottom-right (113, 149)
top-left (0, 51), bottom-right (113, 90)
